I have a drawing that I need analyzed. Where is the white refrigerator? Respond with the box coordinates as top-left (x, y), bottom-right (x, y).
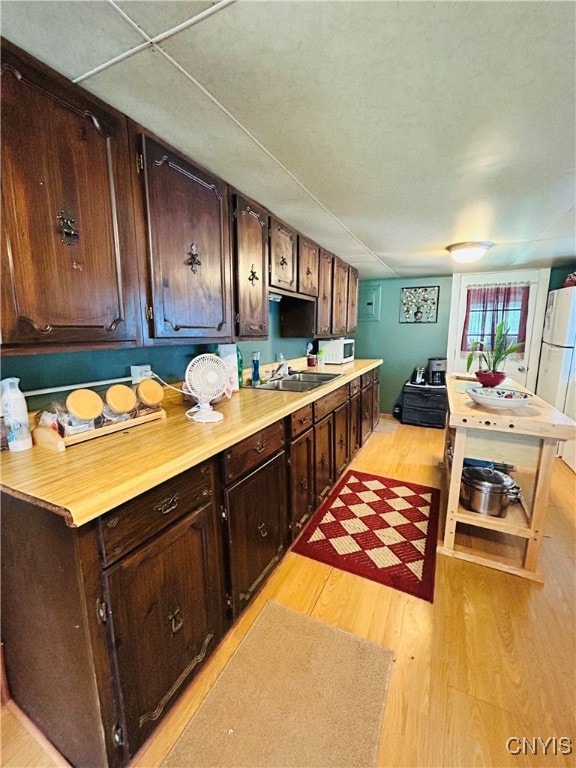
top-left (536, 286), bottom-right (576, 471)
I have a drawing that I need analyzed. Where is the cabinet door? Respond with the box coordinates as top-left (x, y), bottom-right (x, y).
top-left (1, 45), bottom-right (140, 348)
top-left (334, 400), bottom-right (350, 477)
top-left (331, 256), bottom-right (349, 336)
top-left (297, 237), bottom-right (319, 297)
top-left (104, 504), bottom-right (226, 756)
top-left (361, 384), bottom-right (373, 444)
top-left (269, 217), bottom-right (297, 291)
top-left (225, 452), bottom-right (288, 617)
top-left (346, 266), bottom-right (359, 334)
top-left (315, 414), bottom-right (335, 505)
top-left (372, 376), bottom-right (381, 429)
top-left (233, 194), bottom-right (268, 338)
top-left (289, 429), bottom-right (315, 540)
top-left (349, 392), bottom-right (362, 458)
top-left (142, 135), bottom-right (232, 339)
top-left (316, 249), bottom-right (333, 336)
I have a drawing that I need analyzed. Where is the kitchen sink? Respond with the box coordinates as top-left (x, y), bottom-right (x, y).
top-left (254, 371), bottom-right (341, 392)
top-left (283, 372), bottom-right (341, 383)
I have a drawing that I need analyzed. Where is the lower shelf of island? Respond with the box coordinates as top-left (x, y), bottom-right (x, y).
top-left (439, 466), bottom-right (542, 580)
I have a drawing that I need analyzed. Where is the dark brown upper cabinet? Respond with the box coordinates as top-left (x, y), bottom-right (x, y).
top-left (315, 249), bottom-right (333, 337)
top-left (331, 256), bottom-right (349, 336)
top-left (297, 237), bottom-right (319, 297)
top-left (269, 217), bottom-right (297, 292)
top-left (232, 194), bottom-right (269, 338)
top-left (0, 42), bottom-right (141, 351)
top-left (140, 134), bottom-right (232, 340)
top-left (346, 266), bottom-right (359, 334)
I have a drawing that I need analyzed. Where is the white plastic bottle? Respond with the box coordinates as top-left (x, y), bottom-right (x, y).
top-left (1, 377), bottom-right (33, 451)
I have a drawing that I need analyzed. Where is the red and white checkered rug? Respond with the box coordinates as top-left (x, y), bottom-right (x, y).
top-left (292, 469), bottom-right (440, 602)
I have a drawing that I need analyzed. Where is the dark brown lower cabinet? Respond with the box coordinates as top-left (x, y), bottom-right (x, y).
top-left (288, 427), bottom-right (315, 540)
top-left (334, 400), bottom-right (350, 477)
top-left (0, 461), bottom-right (225, 768)
top-left (223, 451), bottom-right (288, 618)
top-left (350, 391), bottom-right (362, 458)
top-left (104, 503), bottom-right (226, 754)
top-left (361, 377), bottom-right (374, 443)
top-left (314, 413), bottom-right (335, 506)
top-left (372, 375), bottom-right (381, 428)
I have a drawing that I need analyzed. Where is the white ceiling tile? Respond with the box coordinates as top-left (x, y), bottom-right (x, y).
top-left (115, 1), bottom-right (220, 38)
top-left (0, 0), bottom-right (145, 79)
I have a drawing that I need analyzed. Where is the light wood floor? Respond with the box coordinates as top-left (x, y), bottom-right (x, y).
top-left (2, 420), bottom-right (575, 768)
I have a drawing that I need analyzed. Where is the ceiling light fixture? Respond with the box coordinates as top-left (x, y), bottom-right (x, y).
top-left (446, 241), bottom-right (494, 264)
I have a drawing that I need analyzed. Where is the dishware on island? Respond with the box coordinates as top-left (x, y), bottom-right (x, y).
top-left (465, 386), bottom-right (534, 409)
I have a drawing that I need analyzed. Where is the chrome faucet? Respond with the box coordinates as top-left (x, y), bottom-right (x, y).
top-left (270, 354), bottom-right (289, 381)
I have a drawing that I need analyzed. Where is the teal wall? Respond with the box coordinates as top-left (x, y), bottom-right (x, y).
top-left (549, 264), bottom-right (576, 290)
top-left (355, 276), bottom-right (453, 413)
top-left (0, 302), bottom-right (312, 411)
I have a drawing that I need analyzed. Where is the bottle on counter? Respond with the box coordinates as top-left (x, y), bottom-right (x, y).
top-left (251, 351), bottom-right (260, 387)
top-left (237, 347), bottom-right (244, 387)
top-left (1, 377), bottom-right (33, 452)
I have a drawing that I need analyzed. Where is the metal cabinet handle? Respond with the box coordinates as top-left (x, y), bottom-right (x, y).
top-left (168, 606), bottom-right (184, 634)
top-left (258, 522), bottom-right (269, 538)
top-left (153, 494), bottom-right (180, 515)
top-left (57, 207), bottom-right (80, 246)
top-left (253, 440), bottom-right (267, 454)
top-left (185, 243), bottom-right (201, 273)
top-left (248, 265), bottom-right (259, 285)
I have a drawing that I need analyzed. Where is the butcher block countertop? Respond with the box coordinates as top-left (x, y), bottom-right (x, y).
top-left (447, 374), bottom-right (575, 440)
top-left (0, 358), bottom-right (382, 527)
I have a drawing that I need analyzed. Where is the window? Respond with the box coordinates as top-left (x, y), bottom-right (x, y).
top-left (460, 283), bottom-right (529, 354)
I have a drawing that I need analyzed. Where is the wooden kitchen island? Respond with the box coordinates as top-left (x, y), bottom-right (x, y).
top-left (438, 374), bottom-right (575, 581)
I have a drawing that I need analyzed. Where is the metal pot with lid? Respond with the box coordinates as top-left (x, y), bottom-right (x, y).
top-left (460, 466), bottom-right (521, 517)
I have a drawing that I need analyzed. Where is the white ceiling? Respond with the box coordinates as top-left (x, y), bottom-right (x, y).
top-left (2, 0), bottom-right (575, 278)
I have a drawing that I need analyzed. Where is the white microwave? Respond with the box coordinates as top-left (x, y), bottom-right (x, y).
top-left (318, 338), bottom-right (355, 364)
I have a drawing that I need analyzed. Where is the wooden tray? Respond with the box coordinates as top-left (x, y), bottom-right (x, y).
top-left (32, 409), bottom-right (167, 452)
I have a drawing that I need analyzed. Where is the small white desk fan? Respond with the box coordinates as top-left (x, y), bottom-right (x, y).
top-left (184, 354), bottom-right (231, 423)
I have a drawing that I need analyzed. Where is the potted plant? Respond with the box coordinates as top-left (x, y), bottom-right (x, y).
top-left (466, 322), bottom-right (524, 387)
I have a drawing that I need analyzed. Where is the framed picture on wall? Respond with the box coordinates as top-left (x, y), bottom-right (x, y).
top-left (399, 286), bottom-right (439, 323)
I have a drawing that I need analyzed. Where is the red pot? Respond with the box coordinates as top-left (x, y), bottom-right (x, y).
top-left (475, 370), bottom-right (506, 387)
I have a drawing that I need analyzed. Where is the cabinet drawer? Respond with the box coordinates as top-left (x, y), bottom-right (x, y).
top-left (223, 420), bottom-right (285, 484)
top-left (403, 389), bottom-right (446, 409)
top-left (314, 385), bottom-right (348, 422)
top-left (401, 405), bottom-right (446, 428)
top-left (99, 461), bottom-right (214, 565)
top-left (361, 371), bottom-right (374, 388)
top-left (349, 376), bottom-right (362, 397)
top-left (289, 404), bottom-right (314, 438)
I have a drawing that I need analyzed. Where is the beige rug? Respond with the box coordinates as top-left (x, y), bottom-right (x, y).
top-left (162, 601), bottom-right (394, 768)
